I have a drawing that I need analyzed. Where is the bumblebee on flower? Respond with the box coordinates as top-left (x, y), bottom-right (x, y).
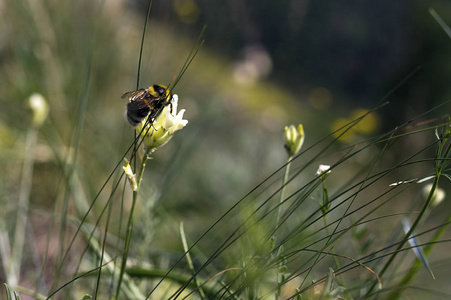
top-left (136, 94), bottom-right (188, 154)
top-left (122, 85), bottom-right (188, 154)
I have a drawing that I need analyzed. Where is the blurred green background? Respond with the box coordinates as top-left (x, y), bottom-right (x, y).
top-left (1, 0), bottom-right (449, 217)
top-left (1, 0), bottom-right (451, 297)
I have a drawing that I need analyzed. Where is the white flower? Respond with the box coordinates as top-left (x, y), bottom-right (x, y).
top-left (316, 164), bottom-right (331, 176)
top-left (137, 94), bottom-right (188, 154)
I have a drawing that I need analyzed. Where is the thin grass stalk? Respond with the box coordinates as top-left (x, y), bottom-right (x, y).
top-left (94, 180), bottom-right (116, 299)
top-left (180, 222), bottom-right (206, 299)
top-left (9, 125), bottom-right (39, 286)
top-left (115, 189), bottom-right (138, 299)
top-left (319, 176), bottom-right (349, 293)
top-left (109, 179), bottom-right (127, 300)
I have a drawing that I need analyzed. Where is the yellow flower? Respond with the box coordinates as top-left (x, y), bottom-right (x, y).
top-left (137, 94), bottom-right (188, 154)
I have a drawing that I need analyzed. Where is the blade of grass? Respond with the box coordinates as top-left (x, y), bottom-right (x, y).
top-left (8, 124), bottom-right (39, 286)
top-left (429, 8), bottom-right (451, 39)
top-left (94, 176), bottom-right (117, 299)
top-left (180, 222), bottom-right (206, 299)
top-left (169, 26), bottom-right (206, 92)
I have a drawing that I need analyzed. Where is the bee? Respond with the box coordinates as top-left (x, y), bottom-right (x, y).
top-left (122, 84), bottom-right (173, 127)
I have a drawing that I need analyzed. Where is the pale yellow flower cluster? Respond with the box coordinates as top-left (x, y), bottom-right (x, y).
top-left (136, 94), bottom-right (188, 154)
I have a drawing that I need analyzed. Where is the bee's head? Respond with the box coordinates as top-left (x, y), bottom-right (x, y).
top-left (154, 84), bottom-right (166, 95)
top-left (150, 84), bottom-right (170, 98)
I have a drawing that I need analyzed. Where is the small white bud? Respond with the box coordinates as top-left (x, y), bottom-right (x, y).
top-left (28, 93), bottom-right (49, 127)
top-left (316, 164), bottom-right (331, 176)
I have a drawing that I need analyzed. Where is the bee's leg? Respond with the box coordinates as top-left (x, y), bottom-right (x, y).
top-left (144, 115), bottom-right (157, 131)
top-left (163, 96), bottom-right (174, 114)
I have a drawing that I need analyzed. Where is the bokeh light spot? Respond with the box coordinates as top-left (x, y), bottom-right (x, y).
top-left (173, 0), bottom-right (200, 24)
top-left (308, 87), bottom-right (332, 110)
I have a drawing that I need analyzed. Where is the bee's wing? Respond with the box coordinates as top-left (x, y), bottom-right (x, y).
top-left (122, 88), bottom-right (165, 109)
top-left (121, 89), bottom-right (147, 100)
top-left (121, 91), bottom-right (136, 99)
top-left (141, 95), bottom-right (167, 108)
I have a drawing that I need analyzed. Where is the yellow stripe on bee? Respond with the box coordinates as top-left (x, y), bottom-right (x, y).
top-left (147, 87), bottom-right (159, 97)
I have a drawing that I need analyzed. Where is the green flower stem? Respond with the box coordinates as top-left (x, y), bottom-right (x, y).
top-left (275, 158), bottom-right (292, 231)
top-left (318, 174), bottom-right (349, 298)
top-left (137, 154), bottom-right (149, 187)
top-left (116, 154), bottom-right (149, 299)
top-left (273, 158), bottom-right (292, 299)
top-left (320, 178), bottom-right (341, 269)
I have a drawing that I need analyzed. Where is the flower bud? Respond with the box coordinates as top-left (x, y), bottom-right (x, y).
top-left (122, 159), bottom-right (137, 191)
top-left (316, 164), bottom-right (331, 176)
top-left (28, 93), bottom-right (49, 127)
top-left (284, 124), bottom-right (304, 157)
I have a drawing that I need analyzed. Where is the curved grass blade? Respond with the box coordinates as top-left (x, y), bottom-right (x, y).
top-left (401, 218), bottom-right (435, 279)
